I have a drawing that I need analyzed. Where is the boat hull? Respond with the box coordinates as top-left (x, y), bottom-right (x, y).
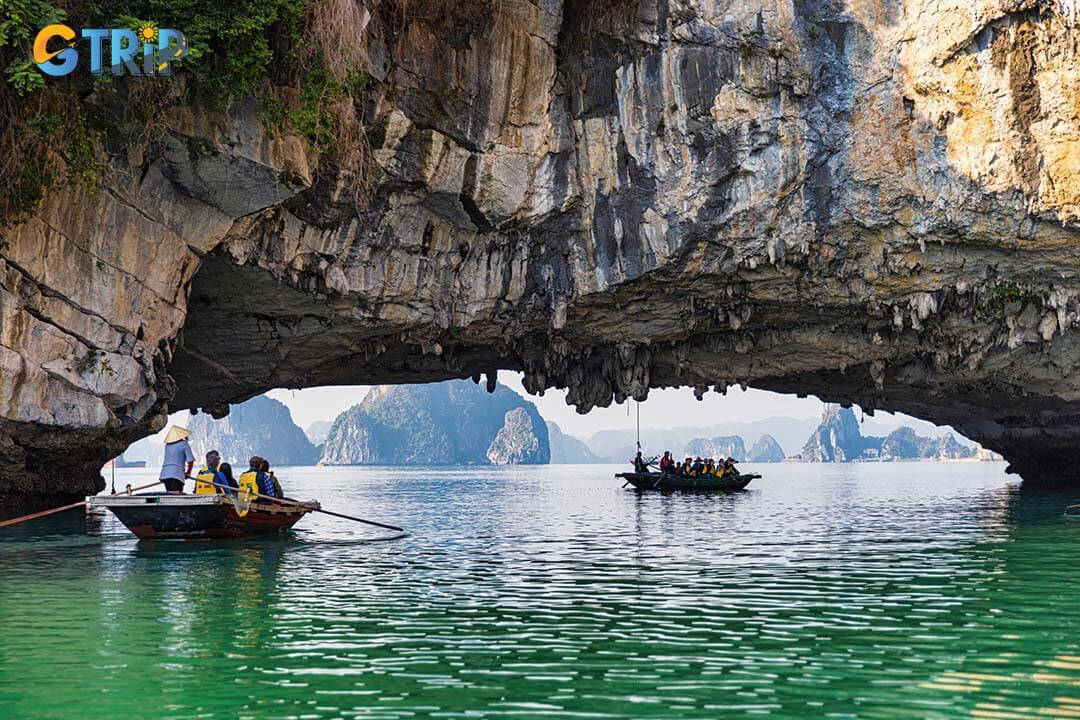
top-left (86, 493), bottom-right (318, 539)
top-left (617, 472), bottom-right (758, 492)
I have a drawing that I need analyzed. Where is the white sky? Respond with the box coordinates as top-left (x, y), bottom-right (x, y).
top-left (267, 372), bottom-right (826, 436)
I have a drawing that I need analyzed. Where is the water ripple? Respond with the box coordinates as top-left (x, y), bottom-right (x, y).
top-left (0, 462), bottom-right (1078, 719)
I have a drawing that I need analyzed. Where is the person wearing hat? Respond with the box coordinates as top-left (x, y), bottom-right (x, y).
top-left (160, 425), bottom-right (195, 493)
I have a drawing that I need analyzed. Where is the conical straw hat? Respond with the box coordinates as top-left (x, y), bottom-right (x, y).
top-left (163, 425), bottom-right (191, 444)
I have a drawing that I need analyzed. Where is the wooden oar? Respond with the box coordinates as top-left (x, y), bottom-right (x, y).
top-left (0, 480), bottom-right (163, 529)
top-left (207, 480), bottom-right (404, 532)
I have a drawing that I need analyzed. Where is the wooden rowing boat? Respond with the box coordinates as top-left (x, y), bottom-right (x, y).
top-left (616, 471), bottom-right (759, 492)
top-left (86, 492), bottom-right (320, 539)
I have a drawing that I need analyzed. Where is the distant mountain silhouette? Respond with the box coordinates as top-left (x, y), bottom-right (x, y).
top-left (188, 396), bottom-right (319, 466)
top-left (547, 422), bottom-right (602, 463)
top-left (583, 418), bottom-right (819, 462)
top-left (305, 420), bottom-right (333, 444)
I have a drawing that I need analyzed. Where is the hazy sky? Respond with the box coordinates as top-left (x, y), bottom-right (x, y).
top-left (268, 372), bottom-right (829, 437)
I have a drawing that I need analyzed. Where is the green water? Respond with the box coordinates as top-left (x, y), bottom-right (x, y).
top-left (1, 463), bottom-right (1079, 719)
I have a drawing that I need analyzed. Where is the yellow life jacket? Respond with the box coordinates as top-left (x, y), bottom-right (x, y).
top-left (238, 470), bottom-right (260, 497)
top-left (194, 466), bottom-right (221, 494)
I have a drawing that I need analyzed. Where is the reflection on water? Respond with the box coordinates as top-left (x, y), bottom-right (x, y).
top-left (1, 462), bottom-right (1079, 719)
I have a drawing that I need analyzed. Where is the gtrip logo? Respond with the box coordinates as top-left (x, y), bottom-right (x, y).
top-left (34, 23), bottom-right (188, 77)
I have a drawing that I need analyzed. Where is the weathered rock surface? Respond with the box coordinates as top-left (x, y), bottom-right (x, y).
top-left (747, 434), bottom-right (786, 462)
top-left (5, 0), bottom-right (1080, 501)
top-left (799, 406), bottom-right (873, 461)
top-left (685, 435), bottom-right (746, 461)
top-left (487, 408), bottom-right (548, 465)
top-left (319, 380), bottom-right (548, 465)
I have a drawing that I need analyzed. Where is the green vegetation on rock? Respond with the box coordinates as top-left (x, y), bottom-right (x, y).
top-left (977, 282), bottom-right (1046, 319)
top-left (0, 0), bottom-right (370, 226)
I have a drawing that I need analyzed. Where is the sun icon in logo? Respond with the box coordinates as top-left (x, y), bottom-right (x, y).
top-left (137, 22), bottom-right (159, 44)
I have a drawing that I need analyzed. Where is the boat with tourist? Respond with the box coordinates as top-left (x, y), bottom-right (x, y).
top-left (616, 470), bottom-right (759, 492)
top-left (86, 492), bottom-right (320, 539)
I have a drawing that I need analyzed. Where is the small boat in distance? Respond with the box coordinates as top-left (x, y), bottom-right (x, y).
top-left (87, 493), bottom-right (319, 540)
top-left (617, 471), bottom-right (759, 493)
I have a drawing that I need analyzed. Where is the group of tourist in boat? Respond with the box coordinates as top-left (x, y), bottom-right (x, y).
top-left (631, 450), bottom-right (741, 478)
top-left (159, 426), bottom-right (285, 499)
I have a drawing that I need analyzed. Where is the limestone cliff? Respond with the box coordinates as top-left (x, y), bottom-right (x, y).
top-left (879, 427), bottom-right (973, 461)
top-left (799, 406), bottom-right (873, 461)
top-left (319, 380), bottom-right (548, 465)
top-left (800, 405), bottom-right (975, 461)
top-left (486, 408), bottom-right (549, 465)
top-left (685, 435), bottom-right (746, 461)
top-left (187, 396), bottom-right (319, 467)
top-left (4, 0), bottom-right (1080, 502)
top-left (747, 434), bottom-right (786, 462)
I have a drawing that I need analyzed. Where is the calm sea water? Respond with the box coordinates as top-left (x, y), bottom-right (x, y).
top-left (1, 462), bottom-right (1079, 719)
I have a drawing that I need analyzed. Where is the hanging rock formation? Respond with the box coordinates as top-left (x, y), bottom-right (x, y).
top-left (4, 0), bottom-right (1080, 502)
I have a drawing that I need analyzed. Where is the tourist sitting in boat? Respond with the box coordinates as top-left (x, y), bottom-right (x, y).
top-left (239, 456), bottom-right (279, 500)
top-left (659, 451), bottom-right (675, 474)
top-left (194, 450), bottom-right (233, 495)
top-left (261, 458), bottom-right (285, 498)
top-left (682, 457), bottom-right (692, 475)
top-left (704, 458), bottom-right (716, 475)
top-left (219, 462), bottom-right (238, 492)
top-left (159, 425), bottom-right (194, 494)
top-left (691, 457), bottom-right (705, 476)
top-left (721, 457), bottom-right (738, 477)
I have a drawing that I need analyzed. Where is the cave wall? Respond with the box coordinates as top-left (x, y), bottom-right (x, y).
top-left (4, 0), bottom-right (1080, 501)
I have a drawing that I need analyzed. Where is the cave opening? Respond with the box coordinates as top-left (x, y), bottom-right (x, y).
top-left (122, 376), bottom-right (990, 472)
top-left (161, 255), bottom-right (1039, 488)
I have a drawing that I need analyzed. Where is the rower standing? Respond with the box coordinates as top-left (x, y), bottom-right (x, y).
top-left (159, 426), bottom-right (194, 494)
